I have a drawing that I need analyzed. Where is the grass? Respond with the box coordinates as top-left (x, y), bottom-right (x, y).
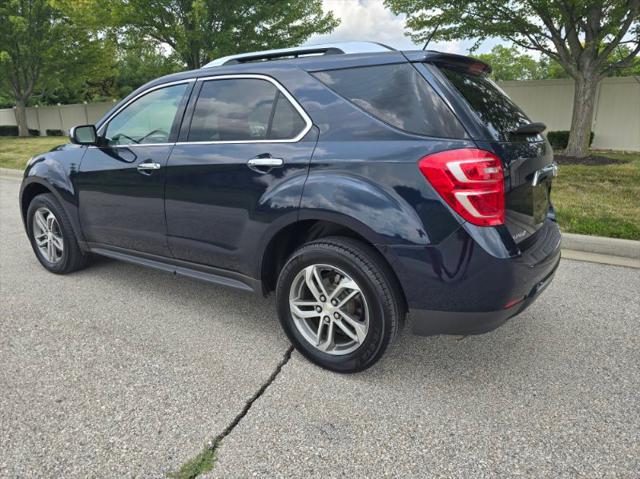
top-left (0, 136), bottom-right (638, 240)
top-left (0, 136), bottom-right (69, 170)
top-left (167, 448), bottom-right (217, 479)
top-left (552, 150), bottom-right (640, 240)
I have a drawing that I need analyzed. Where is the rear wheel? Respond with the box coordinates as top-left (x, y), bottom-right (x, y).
top-left (276, 237), bottom-right (404, 373)
top-left (26, 193), bottom-right (88, 274)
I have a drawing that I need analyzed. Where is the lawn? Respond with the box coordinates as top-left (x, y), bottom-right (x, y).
top-left (0, 136), bottom-right (638, 240)
top-left (0, 136), bottom-right (69, 170)
top-left (552, 151), bottom-right (640, 240)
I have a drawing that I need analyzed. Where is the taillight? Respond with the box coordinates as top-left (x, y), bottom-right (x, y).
top-left (418, 148), bottom-right (505, 227)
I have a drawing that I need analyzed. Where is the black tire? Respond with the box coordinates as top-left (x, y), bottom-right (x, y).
top-left (26, 193), bottom-right (88, 274)
top-left (276, 236), bottom-right (404, 373)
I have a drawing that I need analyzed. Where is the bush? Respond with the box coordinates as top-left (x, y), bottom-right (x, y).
top-left (46, 129), bottom-right (64, 136)
top-left (0, 125), bottom-right (19, 136)
top-left (547, 130), bottom-right (595, 150)
top-left (0, 126), bottom-right (42, 136)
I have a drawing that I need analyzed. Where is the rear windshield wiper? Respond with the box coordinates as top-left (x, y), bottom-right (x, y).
top-left (510, 122), bottom-right (546, 136)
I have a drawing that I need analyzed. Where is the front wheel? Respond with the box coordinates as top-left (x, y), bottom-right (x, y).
top-left (276, 237), bottom-right (404, 373)
top-left (26, 193), bottom-right (88, 274)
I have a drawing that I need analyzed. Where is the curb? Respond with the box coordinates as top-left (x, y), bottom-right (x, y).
top-left (0, 168), bottom-right (23, 178)
top-left (562, 249), bottom-right (640, 269)
top-left (562, 232), bottom-right (639, 260)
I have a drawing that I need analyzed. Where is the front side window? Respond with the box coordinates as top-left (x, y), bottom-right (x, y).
top-left (188, 78), bottom-right (306, 142)
top-left (105, 83), bottom-right (188, 146)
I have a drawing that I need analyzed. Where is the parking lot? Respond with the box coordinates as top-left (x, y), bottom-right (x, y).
top-left (1, 175), bottom-right (638, 478)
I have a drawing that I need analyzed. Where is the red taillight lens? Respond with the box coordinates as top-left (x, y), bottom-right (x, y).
top-left (418, 148), bottom-right (505, 227)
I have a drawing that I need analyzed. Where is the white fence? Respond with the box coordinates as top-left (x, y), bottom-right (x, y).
top-left (0, 101), bottom-right (116, 136)
top-left (498, 76), bottom-right (640, 151)
top-left (1, 76), bottom-right (638, 151)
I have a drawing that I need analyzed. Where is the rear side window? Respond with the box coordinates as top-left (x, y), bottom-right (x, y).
top-left (313, 64), bottom-right (467, 139)
top-left (188, 78), bottom-right (306, 142)
top-left (439, 67), bottom-right (530, 140)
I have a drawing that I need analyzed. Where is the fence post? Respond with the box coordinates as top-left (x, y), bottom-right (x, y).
top-left (35, 105), bottom-right (41, 135)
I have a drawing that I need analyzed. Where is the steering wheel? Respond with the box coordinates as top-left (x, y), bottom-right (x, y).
top-left (138, 129), bottom-right (169, 143)
top-left (111, 133), bottom-right (139, 144)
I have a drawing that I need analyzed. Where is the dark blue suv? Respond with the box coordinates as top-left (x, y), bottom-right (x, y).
top-left (20, 42), bottom-right (561, 372)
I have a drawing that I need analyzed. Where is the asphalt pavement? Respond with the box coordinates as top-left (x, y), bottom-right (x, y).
top-left (1, 175), bottom-right (638, 478)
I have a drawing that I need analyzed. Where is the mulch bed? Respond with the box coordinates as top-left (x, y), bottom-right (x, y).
top-left (554, 154), bottom-right (629, 166)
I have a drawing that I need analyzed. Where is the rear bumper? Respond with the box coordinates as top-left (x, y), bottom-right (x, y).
top-left (410, 256), bottom-right (558, 335)
top-left (388, 219), bottom-right (561, 336)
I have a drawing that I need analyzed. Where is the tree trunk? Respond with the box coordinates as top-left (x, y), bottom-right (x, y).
top-left (15, 98), bottom-right (29, 137)
top-left (565, 74), bottom-right (599, 158)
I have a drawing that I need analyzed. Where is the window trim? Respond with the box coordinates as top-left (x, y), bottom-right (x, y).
top-left (95, 79), bottom-right (196, 148)
top-left (180, 74), bottom-right (313, 145)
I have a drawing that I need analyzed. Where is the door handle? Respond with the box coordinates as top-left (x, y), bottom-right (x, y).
top-left (247, 157), bottom-right (284, 173)
top-left (531, 163), bottom-right (558, 186)
top-left (137, 162), bottom-right (161, 172)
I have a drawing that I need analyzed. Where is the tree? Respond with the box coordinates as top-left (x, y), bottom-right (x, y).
top-left (0, 0), bottom-right (114, 135)
top-left (476, 45), bottom-right (545, 81)
top-left (386, 0), bottom-right (640, 157)
top-left (111, 0), bottom-right (339, 70)
top-left (0, 0), bottom-right (53, 136)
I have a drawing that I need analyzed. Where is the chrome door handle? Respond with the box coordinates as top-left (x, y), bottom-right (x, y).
top-left (247, 157), bottom-right (284, 173)
top-left (247, 158), bottom-right (284, 168)
top-left (137, 162), bottom-right (161, 172)
top-left (531, 163), bottom-right (558, 186)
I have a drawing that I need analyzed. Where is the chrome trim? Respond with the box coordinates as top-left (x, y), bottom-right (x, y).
top-left (203, 41), bottom-right (394, 68)
top-left (247, 158), bottom-right (284, 167)
top-left (94, 74), bottom-right (312, 147)
top-left (137, 162), bottom-right (161, 171)
top-left (178, 74), bottom-right (312, 144)
top-left (532, 163), bottom-right (558, 187)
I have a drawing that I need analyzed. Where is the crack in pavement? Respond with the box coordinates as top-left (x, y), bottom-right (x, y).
top-left (168, 346), bottom-right (294, 478)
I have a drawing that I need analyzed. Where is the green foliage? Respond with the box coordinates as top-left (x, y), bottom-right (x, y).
top-left (547, 131), bottom-right (594, 150)
top-left (476, 45), bottom-right (545, 81)
top-left (0, 125), bottom-right (20, 136)
top-left (385, 0), bottom-right (639, 80)
top-left (110, 0), bottom-right (339, 69)
top-left (112, 35), bottom-right (182, 98)
top-left (386, 0), bottom-right (639, 157)
top-left (45, 129), bottom-right (64, 136)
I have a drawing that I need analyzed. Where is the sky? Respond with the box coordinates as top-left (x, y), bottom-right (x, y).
top-left (305, 0), bottom-right (504, 55)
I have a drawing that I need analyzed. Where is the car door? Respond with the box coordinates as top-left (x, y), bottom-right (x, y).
top-left (75, 81), bottom-right (192, 256)
top-left (164, 74), bottom-right (317, 276)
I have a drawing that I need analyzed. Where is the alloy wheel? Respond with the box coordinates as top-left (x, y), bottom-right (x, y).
top-left (289, 264), bottom-right (369, 355)
top-left (32, 207), bottom-right (64, 264)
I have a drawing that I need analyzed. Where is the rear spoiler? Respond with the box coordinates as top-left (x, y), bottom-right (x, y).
top-left (403, 50), bottom-right (492, 76)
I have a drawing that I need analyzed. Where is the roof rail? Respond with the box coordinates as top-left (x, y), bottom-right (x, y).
top-left (202, 41), bottom-right (395, 68)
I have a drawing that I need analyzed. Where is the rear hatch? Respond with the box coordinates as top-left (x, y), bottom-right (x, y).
top-left (435, 63), bottom-right (555, 244)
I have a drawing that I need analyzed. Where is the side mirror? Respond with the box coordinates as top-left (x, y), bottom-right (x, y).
top-left (70, 125), bottom-right (98, 145)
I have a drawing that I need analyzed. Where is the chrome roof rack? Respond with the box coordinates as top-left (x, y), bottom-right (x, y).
top-left (202, 41), bottom-right (395, 68)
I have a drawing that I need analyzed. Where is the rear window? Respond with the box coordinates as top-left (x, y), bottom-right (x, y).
top-left (313, 64), bottom-right (467, 139)
top-left (439, 67), bottom-right (530, 140)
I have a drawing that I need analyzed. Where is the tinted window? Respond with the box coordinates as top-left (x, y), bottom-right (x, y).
top-left (188, 79), bottom-right (306, 141)
top-left (313, 64), bottom-right (467, 139)
top-left (439, 67), bottom-right (530, 140)
top-left (105, 83), bottom-right (188, 146)
top-left (269, 92), bottom-right (306, 140)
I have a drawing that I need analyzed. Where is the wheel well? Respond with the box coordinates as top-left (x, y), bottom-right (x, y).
top-left (21, 183), bottom-right (52, 220)
top-left (261, 220), bottom-right (407, 308)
